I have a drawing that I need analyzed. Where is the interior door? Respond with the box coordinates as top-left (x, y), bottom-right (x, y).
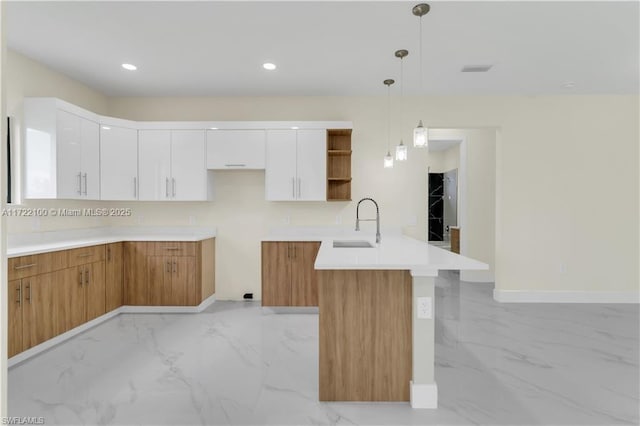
top-left (138, 130), bottom-right (171, 200)
top-left (170, 130), bottom-right (206, 201)
top-left (265, 130), bottom-right (297, 200)
top-left (296, 130), bottom-right (326, 201)
top-left (101, 126), bottom-right (138, 200)
top-left (56, 110), bottom-right (82, 199)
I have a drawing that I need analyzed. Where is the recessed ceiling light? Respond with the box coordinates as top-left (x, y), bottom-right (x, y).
top-left (209, 127), bottom-right (219, 130)
top-left (562, 81), bottom-right (576, 88)
top-left (101, 126), bottom-right (111, 130)
top-left (291, 126), bottom-right (299, 130)
top-left (263, 63), bottom-right (277, 71)
top-left (122, 63), bottom-right (137, 71)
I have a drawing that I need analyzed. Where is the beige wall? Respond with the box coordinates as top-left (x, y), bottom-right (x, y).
top-left (429, 144), bottom-right (460, 174)
top-left (5, 50), bottom-right (639, 300)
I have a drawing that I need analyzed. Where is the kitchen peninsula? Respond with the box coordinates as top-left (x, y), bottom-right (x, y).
top-left (314, 232), bottom-right (487, 408)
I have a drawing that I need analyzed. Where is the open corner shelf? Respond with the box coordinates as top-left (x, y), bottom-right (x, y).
top-left (326, 129), bottom-right (352, 201)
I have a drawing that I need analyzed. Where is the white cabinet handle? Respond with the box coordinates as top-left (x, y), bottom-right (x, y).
top-left (225, 164), bottom-right (246, 167)
top-left (77, 173), bottom-right (82, 195)
top-left (83, 173), bottom-right (88, 195)
top-left (297, 178), bottom-right (301, 198)
top-left (292, 177), bottom-right (295, 198)
top-left (165, 178), bottom-right (169, 198)
top-left (133, 177), bottom-right (137, 198)
top-left (172, 178), bottom-right (176, 197)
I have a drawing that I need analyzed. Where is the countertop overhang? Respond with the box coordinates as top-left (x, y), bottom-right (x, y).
top-left (314, 235), bottom-right (488, 277)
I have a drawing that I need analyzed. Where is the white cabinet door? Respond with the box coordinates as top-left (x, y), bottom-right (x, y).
top-left (171, 130), bottom-right (206, 201)
top-left (56, 110), bottom-right (82, 199)
top-left (296, 129), bottom-right (326, 201)
top-left (265, 130), bottom-right (297, 201)
top-left (138, 130), bottom-right (171, 201)
top-left (206, 130), bottom-right (266, 169)
top-left (80, 118), bottom-right (100, 200)
top-left (100, 126), bottom-right (138, 200)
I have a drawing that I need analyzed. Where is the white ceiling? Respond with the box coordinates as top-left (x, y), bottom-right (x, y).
top-left (5, 1), bottom-right (639, 97)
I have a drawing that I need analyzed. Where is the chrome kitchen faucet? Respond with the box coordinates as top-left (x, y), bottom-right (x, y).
top-left (355, 198), bottom-right (381, 244)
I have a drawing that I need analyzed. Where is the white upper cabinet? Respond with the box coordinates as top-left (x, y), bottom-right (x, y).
top-left (171, 130), bottom-right (208, 201)
top-left (138, 129), bottom-right (210, 201)
top-left (24, 98), bottom-right (100, 200)
top-left (100, 125), bottom-right (138, 200)
top-left (265, 129), bottom-right (326, 201)
top-left (265, 130), bottom-right (298, 200)
top-left (206, 130), bottom-right (266, 169)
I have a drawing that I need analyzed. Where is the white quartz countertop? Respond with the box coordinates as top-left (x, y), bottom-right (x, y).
top-left (7, 227), bottom-right (217, 257)
top-left (314, 234), bottom-right (488, 277)
top-left (264, 226), bottom-right (488, 277)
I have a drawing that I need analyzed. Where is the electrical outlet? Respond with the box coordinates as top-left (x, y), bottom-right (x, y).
top-left (283, 215), bottom-right (290, 225)
top-left (31, 217), bottom-right (41, 231)
top-left (560, 263), bottom-right (567, 274)
top-left (188, 215), bottom-right (196, 225)
top-left (417, 297), bottom-right (432, 319)
top-left (335, 214), bottom-right (342, 225)
top-left (407, 214), bottom-right (418, 226)
top-left (137, 215), bottom-right (144, 225)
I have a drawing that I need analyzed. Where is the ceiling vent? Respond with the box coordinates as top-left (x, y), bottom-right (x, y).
top-left (461, 65), bottom-right (493, 73)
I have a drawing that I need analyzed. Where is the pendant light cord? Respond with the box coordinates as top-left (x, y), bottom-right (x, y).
top-left (419, 16), bottom-right (423, 92)
top-left (387, 84), bottom-right (391, 152)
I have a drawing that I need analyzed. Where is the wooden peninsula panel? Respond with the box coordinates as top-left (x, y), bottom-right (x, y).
top-left (318, 269), bottom-right (412, 401)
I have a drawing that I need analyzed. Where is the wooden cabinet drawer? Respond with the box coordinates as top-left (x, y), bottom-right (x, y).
top-left (8, 251), bottom-right (68, 280)
top-left (67, 245), bottom-right (106, 267)
top-left (151, 242), bottom-right (196, 257)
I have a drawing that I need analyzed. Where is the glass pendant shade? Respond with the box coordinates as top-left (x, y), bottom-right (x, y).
top-left (395, 139), bottom-right (408, 161)
top-left (384, 150), bottom-right (394, 168)
top-left (413, 120), bottom-right (428, 148)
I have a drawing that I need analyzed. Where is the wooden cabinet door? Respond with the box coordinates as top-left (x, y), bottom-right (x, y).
top-left (85, 261), bottom-right (106, 322)
top-left (261, 242), bottom-right (291, 306)
top-left (296, 130), bottom-right (326, 201)
top-left (291, 242), bottom-right (321, 306)
top-left (170, 130), bottom-right (207, 201)
top-left (8, 279), bottom-right (23, 358)
top-left (105, 242), bottom-right (124, 311)
top-left (54, 267), bottom-right (83, 335)
top-left (124, 242), bottom-right (149, 305)
top-left (147, 256), bottom-right (169, 306)
top-left (22, 273), bottom-right (55, 351)
top-left (171, 256), bottom-right (196, 306)
top-left (100, 125), bottom-right (138, 200)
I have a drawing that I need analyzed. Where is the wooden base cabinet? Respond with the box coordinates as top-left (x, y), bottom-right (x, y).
top-left (105, 242), bottom-right (124, 311)
top-left (124, 239), bottom-right (215, 307)
top-left (8, 279), bottom-right (24, 357)
top-left (261, 241), bottom-right (321, 306)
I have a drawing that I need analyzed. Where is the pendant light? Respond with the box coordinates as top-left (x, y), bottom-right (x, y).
top-left (412, 3), bottom-right (430, 148)
top-left (394, 49), bottom-right (409, 161)
top-left (383, 79), bottom-right (395, 168)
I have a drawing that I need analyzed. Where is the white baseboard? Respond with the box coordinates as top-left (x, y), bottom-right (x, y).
top-left (494, 289), bottom-right (640, 304)
top-left (261, 306), bottom-right (319, 314)
top-left (410, 381), bottom-right (438, 409)
top-left (8, 295), bottom-right (217, 368)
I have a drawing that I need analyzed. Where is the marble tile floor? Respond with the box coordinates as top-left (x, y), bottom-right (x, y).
top-left (8, 272), bottom-right (639, 426)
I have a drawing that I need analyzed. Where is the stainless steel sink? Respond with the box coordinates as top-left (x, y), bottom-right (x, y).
top-left (332, 240), bottom-right (375, 248)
